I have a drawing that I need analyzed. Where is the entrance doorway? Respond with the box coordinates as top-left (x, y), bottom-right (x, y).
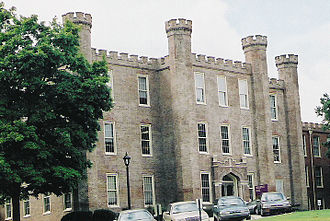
top-left (221, 174), bottom-right (238, 197)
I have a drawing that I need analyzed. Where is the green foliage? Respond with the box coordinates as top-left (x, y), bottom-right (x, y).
top-left (61, 211), bottom-right (93, 221)
top-left (92, 209), bottom-right (118, 221)
top-left (0, 2), bottom-right (112, 204)
top-left (316, 93), bottom-right (330, 158)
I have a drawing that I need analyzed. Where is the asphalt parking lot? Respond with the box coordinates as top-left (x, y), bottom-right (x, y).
top-left (209, 214), bottom-right (276, 220)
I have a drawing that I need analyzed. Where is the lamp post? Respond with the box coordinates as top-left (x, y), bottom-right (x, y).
top-left (123, 152), bottom-right (131, 209)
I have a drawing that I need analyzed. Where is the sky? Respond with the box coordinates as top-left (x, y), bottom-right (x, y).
top-left (4, 0), bottom-right (330, 123)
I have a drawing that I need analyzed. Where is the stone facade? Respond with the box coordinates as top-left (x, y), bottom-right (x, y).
top-left (0, 12), bottom-right (309, 221)
top-left (302, 122), bottom-right (330, 210)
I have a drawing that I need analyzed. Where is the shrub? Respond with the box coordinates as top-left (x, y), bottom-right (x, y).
top-left (61, 211), bottom-right (93, 221)
top-left (93, 209), bottom-right (118, 221)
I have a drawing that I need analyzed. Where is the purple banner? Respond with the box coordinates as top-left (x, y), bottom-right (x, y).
top-left (255, 184), bottom-right (268, 196)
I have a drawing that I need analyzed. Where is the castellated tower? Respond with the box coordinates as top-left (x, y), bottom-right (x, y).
top-left (276, 54), bottom-right (308, 209)
top-left (241, 36), bottom-right (276, 190)
top-left (61, 12), bottom-right (92, 211)
top-left (62, 12), bottom-right (92, 62)
top-left (161, 18), bottom-right (198, 201)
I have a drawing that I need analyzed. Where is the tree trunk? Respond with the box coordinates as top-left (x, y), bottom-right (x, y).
top-left (12, 191), bottom-right (20, 221)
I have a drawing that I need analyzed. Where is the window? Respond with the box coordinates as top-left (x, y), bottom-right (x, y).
top-left (247, 173), bottom-right (255, 201)
top-left (201, 173), bottom-right (211, 203)
top-left (242, 127), bottom-right (251, 155)
top-left (195, 72), bottom-right (205, 104)
top-left (107, 70), bottom-right (114, 100)
top-left (43, 194), bottom-right (51, 213)
top-left (269, 94), bottom-right (277, 120)
top-left (107, 174), bottom-right (119, 207)
top-left (23, 199), bottom-right (30, 217)
top-left (198, 123), bottom-right (208, 153)
top-left (220, 125), bottom-right (230, 154)
top-left (303, 135), bottom-right (307, 157)
top-left (238, 79), bottom-right (248, 108)
top-left (138, 75), bottom-right (150, 106)
top-left (5, 199), bottom-right (12, 220)
top-left (272, 137), bottom-right (281, 163)
top-left (217, 76), bottom-right (228, 106)
top-left (141, 124), bottom-right (152, 155)
top-left (64, 193), bottom-right (72, 211)
top-left (313, 136), bottom-right (321, 157)
top-left (305, 166), bottom-right (309, 187)
top-left (105, 122), bottom-right (116, 154)
top-left (275, 180), bottom-right (284, 193)
top-left (315, 167), bottom-right (323, 188)
top-left (143, 176), bottom-right (155, 206)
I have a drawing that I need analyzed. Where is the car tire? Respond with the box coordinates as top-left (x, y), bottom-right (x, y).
top-left (214, 216), bottom-right (218, 221)
top-left (246, 215), bottom-right (251, 220)
top-left (260, 208), bottom-right (267, 216)
top-left (253, 207), bottom-right (257, 214)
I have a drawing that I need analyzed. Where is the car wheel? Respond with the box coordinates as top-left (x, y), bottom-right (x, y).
top-left (260, 208), bottom-right (267, 216)
top-left (253, 207), bottom-right (257, 214)
top-left (214, 215), bottom-right (218, 221)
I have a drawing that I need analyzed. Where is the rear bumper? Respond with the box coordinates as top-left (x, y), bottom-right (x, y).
top-left (217, 213), bottom-right (250, 221)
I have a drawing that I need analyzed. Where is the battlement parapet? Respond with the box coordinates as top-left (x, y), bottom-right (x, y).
top-left (269, 78), bottom-right (284, 90)
top-left (165, 18), bottom-right (192, 35)
top-left (62, 12), bottom-right (92, 28)
top-left (302, 122), bottom-right (326, 131)
top-left (192, 53), bottom-right (249, 74)
top-left (275, 54), bottom-right (298, 66)
top-left (91, 48), bottom-right (170, 70)
top-left (241, 35), bottom-right (267, 50)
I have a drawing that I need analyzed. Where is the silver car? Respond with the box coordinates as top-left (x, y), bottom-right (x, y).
top-left (213, 196), bottom-right (251, 221)
top-left (118, 209), bottom-right (156, 221)
top-left (257, 192), bottom-right (291, 216)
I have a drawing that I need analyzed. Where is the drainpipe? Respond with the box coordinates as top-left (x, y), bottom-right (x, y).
top-left (309, 129), bottom-right (317, 210)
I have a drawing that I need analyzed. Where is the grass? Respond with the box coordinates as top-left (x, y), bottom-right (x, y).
top-left (260, 210), bottom-right (330, 221)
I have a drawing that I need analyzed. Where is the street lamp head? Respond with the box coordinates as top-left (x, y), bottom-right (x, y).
top-left (123, 152), bottom-right (131, 166)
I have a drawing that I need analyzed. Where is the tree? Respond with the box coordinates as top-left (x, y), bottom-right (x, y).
top-left (316, 93), bottom-right (330, 158)
top-left (0, 4), bottom-right (112, 221)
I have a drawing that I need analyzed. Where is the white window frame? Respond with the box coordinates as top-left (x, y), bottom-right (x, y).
top-left (23, 198), bottom-right (30, 217)
top-left (138, 75), bottom-right (150, 107)
top-left (197, 122), bottom-right (208, 153)
top-left (220, 124), bottom-right (231, 155)
top-left (217, 76), bottom-right (228, 107)
top-left (195, 72), bottom-right (206, 105)
top-left (200, 172), bottom-right (212, 203)
top-left (315, 167), bottom-right (323, 188)
top-left (272, 136), bottom-right (281, 163)
top-left (141, 124), bottom-right (152, 156)
top-left (303, 135), bottom-right (307, 157)
top-left (269, 94), bottom-right (278, 121)
top-left (247, 173), bottom-right (255, 201)
top-left (143, 175), bottom-right (156, 207)
top-left (107, 69), bottom-right (114, 101)
top-left (238, 79), bottom-right (249, 109)
top-left (63, 193), bottom-right (72, 211)
top-left (306, 166), bottom-right (309, 187)
top-left (107, 173), bottom-right (120, 207)
top-left (5, 198), bottom-right (12, 220)
top-left (313, 136), bottom-right (321, 157)
top-left (43, 194), bottom-right (51, 214)
top-left (104, 122), bottom-right (117, 155)
top-left (242, 127), bottom-right (252, 156)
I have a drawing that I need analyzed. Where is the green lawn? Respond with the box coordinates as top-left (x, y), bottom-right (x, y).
top-left (260, 210), bottom-right (330, 221)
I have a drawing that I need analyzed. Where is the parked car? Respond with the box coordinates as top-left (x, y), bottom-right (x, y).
top-left (117, 209), bottom-right (156, 221)
top-left (213, 196), bottom-right (250, 221)
top-left (256, 192), bottom-right (291, 216)
top-left (163, 201), bottom-right (210, 221)
top-left (246, 200), bottom-right (258, 214)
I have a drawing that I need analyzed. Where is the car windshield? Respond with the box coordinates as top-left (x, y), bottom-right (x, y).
top-left (172, 203), bottom-right (198, 214)
top-left (263, 193), bottom-right (285, 201)
top-left (119, 210), bottom-right (153, 221)
top-left (218, 198), bottom-right (244, 206)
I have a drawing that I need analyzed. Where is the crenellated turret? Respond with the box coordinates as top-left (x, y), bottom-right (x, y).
top-left (62, 12), bottom-right (92, 62)
top-left (241, 35), bottom-right (267, 51)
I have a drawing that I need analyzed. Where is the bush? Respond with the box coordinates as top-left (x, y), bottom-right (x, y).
top-left (93, 209), bottom-right (118, 221)
top-left (61, 211), bottom-right (93, 221)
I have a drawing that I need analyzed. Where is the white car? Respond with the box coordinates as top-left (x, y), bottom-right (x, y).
top-left (117, 209), bottom-right (156, 221)
top-left (163, 201), bottom-right (210, 221)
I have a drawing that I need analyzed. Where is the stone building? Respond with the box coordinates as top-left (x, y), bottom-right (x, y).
top-left (302, 122), bottom-right (330, 210)
top-left (0, 12), bottom-right (308, 221)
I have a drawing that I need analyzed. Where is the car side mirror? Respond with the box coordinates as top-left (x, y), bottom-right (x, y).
top-left (256, 199), bottom-right (260, 202)
top-left (287, 197), bottom-right (290, 200)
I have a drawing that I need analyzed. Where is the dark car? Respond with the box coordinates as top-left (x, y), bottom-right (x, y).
top-left (213, 196), bottom-right (251, 221)
top-left (246, 200), bottom-right (258, 214)
top-left (256, 192), bottom-right (291, 216)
